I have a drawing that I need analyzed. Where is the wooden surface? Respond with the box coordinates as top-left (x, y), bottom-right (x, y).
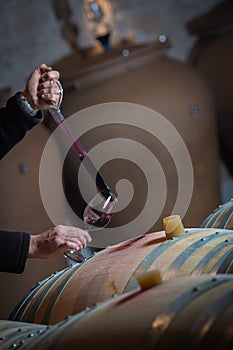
top-left (10, 227), bottom-right (233, 325)
top-left (3, 274), bottom-right (233, 350)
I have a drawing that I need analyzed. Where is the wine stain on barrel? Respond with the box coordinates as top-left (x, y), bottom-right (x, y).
top-left (108, 235), bottom-right (146, 253)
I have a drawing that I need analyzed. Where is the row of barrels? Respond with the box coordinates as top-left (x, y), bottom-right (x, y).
top-left (1, 274), bottom-right (233, 350)
top-left (0, 199), bottom-right (233, 349)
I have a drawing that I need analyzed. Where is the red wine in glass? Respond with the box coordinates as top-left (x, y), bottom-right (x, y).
top-left (83, 191), bottom-right (117, 230)
top-left (84, 210), bottom-right (112, 228)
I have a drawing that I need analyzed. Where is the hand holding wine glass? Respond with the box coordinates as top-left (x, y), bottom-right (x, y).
top-left (64, 191), bottom-right (117, 263)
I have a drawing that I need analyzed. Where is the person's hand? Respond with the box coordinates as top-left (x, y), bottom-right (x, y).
top-left (22, 63), bottom-right (62, 110)
top-left (28, 225), bottom-right (92, 259)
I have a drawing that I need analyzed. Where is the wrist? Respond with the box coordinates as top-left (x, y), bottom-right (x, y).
top-left (19, 92), bottom-right (38, 116)
top-left (28, 235), bottom-right (34, 258)
top-left (28, 234), bottom-right (39, 258)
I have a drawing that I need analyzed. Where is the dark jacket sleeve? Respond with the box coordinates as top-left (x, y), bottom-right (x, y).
top-left (0, 92), bottom-right (43, 159)
top-left (0, 93), bottom-right (42, 273)
top-left (0, 230), bottom-right (30, 273)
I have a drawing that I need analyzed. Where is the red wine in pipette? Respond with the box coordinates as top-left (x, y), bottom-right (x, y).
top-left (49, 107), bottom-right (113, 200)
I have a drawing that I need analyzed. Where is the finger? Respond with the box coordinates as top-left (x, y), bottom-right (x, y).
top-left (71, 228), bottom-right (92, 242)
top-left (67, 235), bottom-right (85, 249)
top-left (39, 64), bottom-right (52, 73)
top-left (71, 234), bottom-right (90, 249)
top-left (38, 80), bottom-right (55, 90)
top-left (40, 71), bottom-right (59, 83)
top-left (77, 236), bottom-right (87, 249)
top-left (45, 70), bottom-right (60, 81)
top-left (38, 81), bottom-right (62, 97)
top-left (65, 240), bottom-right (81, 251)
top-left (40, 93), bottom-right (58, 103)
top-left (38, 87), bottom-right (59, 96)
top-left (70, 237), bottom-right (85, 250)
top-left (78, 240), bottom-right (85, 249)
top-left (81, 230), bottom-right (92, 242)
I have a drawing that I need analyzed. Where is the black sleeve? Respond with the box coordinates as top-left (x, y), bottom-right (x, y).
top-left (0, 92), bottom-right (44, 159)
top-left (0, 230), bottom-right (30, 273)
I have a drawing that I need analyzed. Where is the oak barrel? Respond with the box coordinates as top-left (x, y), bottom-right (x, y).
top-left (201, 199), bottom-right (233, 229)
top-left (9, 227), bottom-right (233, 324)
top-left (4, 275), bottom-right (233, 350)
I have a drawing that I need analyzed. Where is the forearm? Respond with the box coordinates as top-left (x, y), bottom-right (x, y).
top-left (0, 93), bottom-right (43, 159)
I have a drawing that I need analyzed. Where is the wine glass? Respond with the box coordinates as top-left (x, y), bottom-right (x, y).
top-left (64, 191), bottom-right (117, 263)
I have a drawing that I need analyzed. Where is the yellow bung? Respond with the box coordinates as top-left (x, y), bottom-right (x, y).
top-left (137, 270), bottom-right (162, 290)
top-left (163, 215), bottom-right (185, 239)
